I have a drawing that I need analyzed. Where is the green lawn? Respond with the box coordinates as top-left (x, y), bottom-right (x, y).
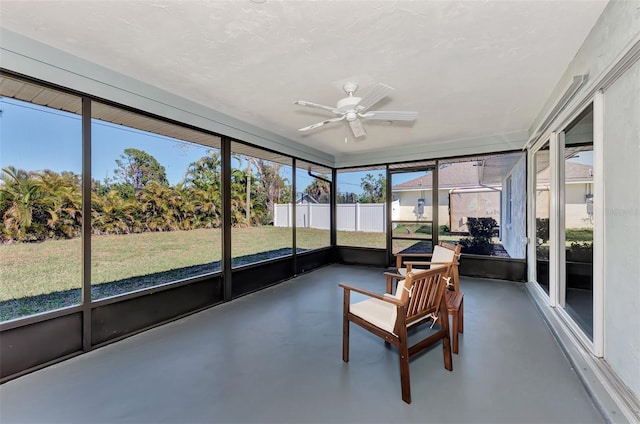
top-left (1, 226), bottom-right (384, 302)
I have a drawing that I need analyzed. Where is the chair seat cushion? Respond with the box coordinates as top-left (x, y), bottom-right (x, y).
top-left (350, 298), bottom-right (397, 334)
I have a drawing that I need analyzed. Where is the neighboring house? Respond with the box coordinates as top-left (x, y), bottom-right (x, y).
top-left (391, 155), bottom-right (593, 259)
top-left (274, 192), bottom-right (330, 229)
top-left (297, 193), bottom-right (318, 204)
top-left (392, 154), bottom-right (528, 258)
top-left (392, 160), bottom-right (502, 231)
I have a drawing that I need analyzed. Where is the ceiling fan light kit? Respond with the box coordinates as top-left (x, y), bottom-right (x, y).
top-left (294, 82), bottom-right (418, 138)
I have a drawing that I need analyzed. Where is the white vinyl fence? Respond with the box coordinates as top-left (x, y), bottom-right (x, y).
top-left (274, 202), bottom-right (394, 233)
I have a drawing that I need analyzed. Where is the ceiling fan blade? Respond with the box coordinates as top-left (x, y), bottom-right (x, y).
top-left (349, 119), bottom-right (367, 138)
top-left (294, 100), bottom-right (341, 115)
top-left (355, 83), bottom-right (394, 112)
top-left (360, 110), bottom-right (418, 121)
top-left (298, 115), bottom-right (345, 132)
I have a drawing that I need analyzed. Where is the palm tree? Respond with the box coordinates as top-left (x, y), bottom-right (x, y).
top-left (91, 189), bottom-right (138, 234)
top-left (187, 186), bottom-right (220, 228)
top-left (230, 167), bottom-right (249, 227)
top-left (0, 166), bottom-right (46, 241)
top-left (304, 175), bottom-right (331, 204)
top-left (254, 160), bottom-right (290, 224)
top-left (183, 150), bottom-right (223, 228)
top-left (183, 150), bottom-right (222, 191)
top-left (39, 170), bottom-right (82, 239)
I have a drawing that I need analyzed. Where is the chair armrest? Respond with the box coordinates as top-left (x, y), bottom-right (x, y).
top-left (339, 283), bottom-right (386, 300)
top-left (395, 252), bottom-right (433, 269)
top-left (404, 261), bottom-right (459, 266)
top-left (396, 253), bottom-right (434, 258)
top-left (338, 283), bottom-right (403, 306)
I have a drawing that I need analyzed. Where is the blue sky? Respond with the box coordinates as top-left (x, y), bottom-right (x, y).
top-left (0, 98), bottom-right (207, 185)
top-left (1, 97), bottom-right (418, 194)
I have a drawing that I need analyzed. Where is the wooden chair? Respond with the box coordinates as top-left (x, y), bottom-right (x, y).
top-left (339, 266), bottom-right (453, 404)
top-left (395, 242), bottom-right (464, 354)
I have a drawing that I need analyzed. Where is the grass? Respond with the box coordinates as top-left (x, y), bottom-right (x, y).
top-left (1, 227), bottom-right (339, 301)
top-left (336, 231), bottom-right (386, 248)
top-left (0, 226), bottom-right (382, 320)
top-left (566, 228), bottom-right (593, 242)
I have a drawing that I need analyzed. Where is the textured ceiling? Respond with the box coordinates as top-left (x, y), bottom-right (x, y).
top-left (0, 0), bottom-right (608, 158)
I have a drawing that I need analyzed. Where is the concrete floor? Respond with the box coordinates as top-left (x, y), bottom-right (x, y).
top-left (0, 264), bottom-right (604, 423)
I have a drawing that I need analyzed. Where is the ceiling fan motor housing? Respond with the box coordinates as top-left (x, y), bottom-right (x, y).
top-left (337, 96), bottom-right (362, 115)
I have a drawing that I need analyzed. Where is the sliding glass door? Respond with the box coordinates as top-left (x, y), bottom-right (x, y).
top-left (529, 104), bottom-right (595, 342)
top-left (533, 142), bottom-right (552, 294)
top-left (560, 105), bottom-right (595, 340)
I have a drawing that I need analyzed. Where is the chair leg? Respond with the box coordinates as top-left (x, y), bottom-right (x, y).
top-left (343, 291), bottom-right (350, 363)
top-left (343, 317), bottom-right (349, 363)
top-left (399, 338), bottom-right (411, 404)
top-left (451, 310), bottom-right (459, 354)
top-left (459, 298), bottom-right (464, 333)
top-left (440, 299), bottom-right (453, 371)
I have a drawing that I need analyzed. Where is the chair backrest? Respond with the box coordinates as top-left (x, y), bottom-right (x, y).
top-left (438, 242), bottom-right (461, 291)
top-left (393, 266), bottom-right (450, 334)
top-left (429, 244), bottom-right (456, 269)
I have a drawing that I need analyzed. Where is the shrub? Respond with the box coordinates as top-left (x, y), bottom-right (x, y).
top-left (459, 217), bottom-right (497, 255)
top-left (567, 242), bottom-right (593, 263)
top-left (439, 224), bottom-right (450, 235)
top-left (459, 237), bottom-right (493, 255)
top-left (536, 218), bottom-right (550, 244)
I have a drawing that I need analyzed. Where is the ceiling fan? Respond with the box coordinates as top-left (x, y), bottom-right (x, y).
top-left (294, 82), bottom-right (418, 138)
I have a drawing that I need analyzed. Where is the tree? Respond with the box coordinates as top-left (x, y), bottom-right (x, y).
top-left (114, 148), bottom-right (168, 193)
top-left (183, 150), bottom-right (222, 227)
top-left (336, 191), bottom-right (357, 203)
top-left (253, 159), bottom-right (290, 224)
top-left (304, 174), bottom-right (331, 203)
top-left (230, 166), bottom-right (251, 227)
top-left (359, 173), bottom-right (386, 203)
top-left (184, 150), bottom-right (221, 192)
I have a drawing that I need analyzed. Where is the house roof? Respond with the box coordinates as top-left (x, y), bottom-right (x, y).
top-left (536, 161), bottom-right (593, 184)
top-left (393, 161), bottom-right (482, 191)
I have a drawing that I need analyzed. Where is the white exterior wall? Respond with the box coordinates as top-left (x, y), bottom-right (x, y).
top-left (602, 56), bottom-right (640, 399)
top-left (565, 183), bottom-right (594, 228)
top-left (438, 191), bottom-right (450, 229)
top-left (536, 184), bottom-right (594, 229)
top-left (530, 0), bottom-right (640, 404)
top-left (393, 190), bottom-right (450, 228)
top-left (501, 155), bottom-right (527, 259)
top-left (394, 191), bottom-right (432, 221)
